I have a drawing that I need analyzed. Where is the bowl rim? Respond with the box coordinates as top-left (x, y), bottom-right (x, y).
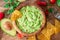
top-left (15, 3), bottom-right (46, 37)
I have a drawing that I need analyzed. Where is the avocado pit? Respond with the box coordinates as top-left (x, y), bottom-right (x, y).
top-left (4, 21), bottom-right (13, 30)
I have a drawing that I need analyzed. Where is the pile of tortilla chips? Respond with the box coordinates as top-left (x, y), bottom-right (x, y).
top-left (28, 19), bottom-right (60, 40)
top-left (37, 19), bottom-right (60, 40)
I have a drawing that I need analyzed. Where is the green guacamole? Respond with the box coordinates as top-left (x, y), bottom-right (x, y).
top-left (17, 6), bottom-right (43, 34)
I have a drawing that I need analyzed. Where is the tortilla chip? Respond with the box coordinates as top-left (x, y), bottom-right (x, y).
top-left (37, 19), bottom-right (60, 40)
top-left (27, 35), bottom-right (36, 40)
top-left (39, 22), bottom-right (55, 40)
top-left (54, 27), bottom-right (59, 34)
top-left (37, 33), bottom-right (48, 40)
top-left (46, 22), bottom-right (55, 36)
top-left (55, 19), bottom-right (60, 34)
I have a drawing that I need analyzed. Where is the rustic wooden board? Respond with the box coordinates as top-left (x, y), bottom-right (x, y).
top-left (0, 0), bottom-right (60, 40)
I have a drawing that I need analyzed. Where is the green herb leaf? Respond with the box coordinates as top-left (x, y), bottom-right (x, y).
top-left (14, 1), bottom-right (20, 6)
top-left (7, 7), bottom-right (14, 14)
top-left (16, 2), bottom-right (20, 6)
top-left (9, 0), bottom-right (14, 3)
top-left (4, 0), bottom-right (8, 2)
top-left (4, 3), bottom-right (10, 8)
top-left (4, 0), bottom-right (20, 14)
top-left (7, 9), bottom-right (14, 14)
top-left (0, 21), bottom-right (1, 27)
top-left (48, 8), bottom-right (53, 13)
top-left (57, 0), bottom-right (60, 7)
top-left (10, 6), bottom-right (14, 9)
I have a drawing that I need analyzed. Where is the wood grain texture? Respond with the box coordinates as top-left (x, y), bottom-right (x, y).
top-left (0, 0), bottom-right (60, 40)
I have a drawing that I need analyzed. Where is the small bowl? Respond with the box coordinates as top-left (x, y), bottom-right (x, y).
top-left (15, 2), bottom-right (46, 37)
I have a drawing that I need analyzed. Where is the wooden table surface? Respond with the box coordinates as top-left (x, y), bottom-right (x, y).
top-left (0, 0), bottom-right (60, 40)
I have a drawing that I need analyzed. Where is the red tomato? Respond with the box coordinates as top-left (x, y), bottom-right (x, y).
top-left (0, 12), bottom-right (5, 20)
top-left (17, 33), bottom-right (23, 38)
top-left (50, 0), bottom-right (56, 4)
top-left (37, 1), bottom-right (47, 6)
top-left (45, 10), bottom-right (49, 15)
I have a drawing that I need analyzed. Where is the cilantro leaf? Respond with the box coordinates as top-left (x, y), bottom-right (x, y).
top-left (57, 0), bottom-right (60, 7)
top-left (4, 0), bottom-right (8, 2)
top-left (9, 0), bottom-right (14, 3)
top-left (4, 0), bottom-right (20, 14)
top-left (4, 4), bottom-right (10, 8)
top-left (7, 9), bottom-right (14, 14)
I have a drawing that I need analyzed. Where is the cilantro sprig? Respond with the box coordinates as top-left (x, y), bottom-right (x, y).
top-left (4, 0), bottom-right (20, 14)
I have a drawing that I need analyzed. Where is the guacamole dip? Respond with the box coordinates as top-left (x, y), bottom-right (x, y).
top-left (17, 6), bottom-right (43, 34)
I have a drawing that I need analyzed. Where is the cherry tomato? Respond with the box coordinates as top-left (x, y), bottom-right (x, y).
top-left (45, 10), bottom-right (49, 15)
top-left (17, 33), bottom-right (23, 38)
top-left (50, 0), bottom-right (56, 4)
top-left (0, 12), bottom-right (5, 20)
top-left (37, 1), bottom-right (47, 6)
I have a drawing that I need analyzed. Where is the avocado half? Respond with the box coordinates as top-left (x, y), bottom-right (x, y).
top-left (1, 19), bottom-right (16, 36)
